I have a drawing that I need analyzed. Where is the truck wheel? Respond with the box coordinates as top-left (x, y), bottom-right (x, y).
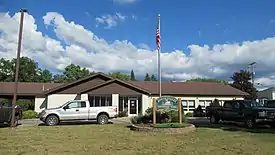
top-left (97, 114), bottom-right (108, 124)
top-left (210, 115), bottom-right (219, 124)
top-left (245, 118), bottom-right (255, 129)
top-left (46, 115), bottom-right (59, 126)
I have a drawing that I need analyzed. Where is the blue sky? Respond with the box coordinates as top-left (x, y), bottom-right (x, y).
top-left (1, 0), bottom-right (275, 88)
top-left (2, 0), bottom-right (275, 52)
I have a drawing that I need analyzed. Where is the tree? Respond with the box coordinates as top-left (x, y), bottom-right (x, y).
top-left (0, 57), bottom-right (42, 82)
top-left (185, 78), bottom-right (225, 83)
top-left (39, 69), bottom-right (53, 82)
top-left (110, 72), bottom-right (130, 81)
top-left (130, 70), bottom-right (136, 81)
top-left (0, 58), bottom-right (13, 82)
top-left (150, 74), bottom-right (157, 81)
top-left (230, 70), bottom-right (257, 99)
top-left (144, 73), bottom-right (151, 81)
top-left (53, 74), bottom-right (65, 83)
top-left (63, 64), bottom-right (91, 82)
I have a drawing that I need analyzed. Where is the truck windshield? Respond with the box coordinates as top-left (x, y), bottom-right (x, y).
top-left (244, 100), bottom-right (263, 107)
top-left (58, 101), bottom-right (71, 108)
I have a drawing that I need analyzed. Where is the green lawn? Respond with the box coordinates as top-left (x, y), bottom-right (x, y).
top-left (1, 124), bottom-right (275, 155)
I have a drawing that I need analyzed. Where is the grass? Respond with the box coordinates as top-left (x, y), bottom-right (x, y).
top-left (1, 124), bottom-right (275, 155)
top-left (153, 123), bottom-right (187, 128)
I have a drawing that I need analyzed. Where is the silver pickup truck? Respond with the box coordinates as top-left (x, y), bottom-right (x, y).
top-left (39, 100), bottom-right (117, 126)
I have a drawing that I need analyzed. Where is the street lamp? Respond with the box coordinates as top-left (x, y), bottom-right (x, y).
top-left (248, 62), bottom-right (256, 87)
top-left (11, 8), bottom-right (28, 127)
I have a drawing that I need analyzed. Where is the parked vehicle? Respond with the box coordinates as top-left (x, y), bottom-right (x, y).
top-left (39, 100), bottom-right (117, 126)
top-left (0, 102), bottom-right (23, 126)
top-left (206, 100), bottom-right (275, 128)
top-left (264, 100), bottom-right (275, 108)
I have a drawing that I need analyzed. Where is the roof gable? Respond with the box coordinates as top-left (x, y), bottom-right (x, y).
top-left (44, 72), bottom-right (113, 94)
top-left (80, 79), bottom-right (150, 95)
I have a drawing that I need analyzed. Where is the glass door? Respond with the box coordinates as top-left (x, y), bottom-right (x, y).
top-left (128, 98), bottom-right (138, 116)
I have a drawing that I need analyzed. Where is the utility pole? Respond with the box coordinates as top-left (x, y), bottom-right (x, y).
top-left (11, 8), bottom-right (28, 127)
top-left (248, 62), bottom-right (256, 87)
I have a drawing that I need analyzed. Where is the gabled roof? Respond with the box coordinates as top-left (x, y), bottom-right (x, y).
top-left (129, 81), bottom-right (248, 96)
top-left (0, 82), bottom-right (63, 96)
top-left (44, 72), bottom-right (113, 94)
top-left (80, 79), bottom-right (151, 94)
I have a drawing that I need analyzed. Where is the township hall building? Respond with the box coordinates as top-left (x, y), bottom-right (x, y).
top-left (0, 72), bottom-right (248, 116)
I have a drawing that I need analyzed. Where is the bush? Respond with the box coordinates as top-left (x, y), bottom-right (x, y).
top-left (210, 99), bottom-right (221, 107)
top-left (17, 99), bottom-right (35, 110)
top-left (116, 111), bottom-right (128, 117)
top-left (193, 105), bottom-right (205, 117)
top-left (185, 112), bottom-right (193, 117)
top-left (22, 110), bottom-right (39, 119)
top-left (131, 107), bottom-right (186, 124)
top-left (130, 115), bottom-right (143, 124)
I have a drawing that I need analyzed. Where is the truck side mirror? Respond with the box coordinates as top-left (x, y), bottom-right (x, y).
top-left (63, 106), bottom-right (69, 110)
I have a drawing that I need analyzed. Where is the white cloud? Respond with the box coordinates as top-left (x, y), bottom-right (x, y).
top-left (95, 13), bottom-right (126, 29)
top-left (1, 11), bottom-right (275, 88)
top-left (112, 0), bottom-right (138, 4)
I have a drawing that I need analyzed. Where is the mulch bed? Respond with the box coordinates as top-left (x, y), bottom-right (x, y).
top-left (130, 123), bottom-right (196, 134)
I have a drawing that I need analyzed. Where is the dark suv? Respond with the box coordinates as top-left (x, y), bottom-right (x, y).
top-left (0, 102), bottom-right (23, 126)
top-left (206, 100), bottom-right (275, 128)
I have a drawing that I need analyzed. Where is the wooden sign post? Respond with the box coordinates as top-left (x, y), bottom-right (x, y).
top-left (178, 98), bottom-right (182, 124)
top-left (153, 98), bottom-right (156, 124)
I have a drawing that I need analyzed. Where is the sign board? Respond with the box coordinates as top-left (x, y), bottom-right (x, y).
top-left (156, 96), bottom-right (178, 109)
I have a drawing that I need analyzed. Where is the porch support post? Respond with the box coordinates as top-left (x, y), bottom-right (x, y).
top-left (153, 98), bottom-right (156, 124)
top-left (178, 98), bottom-right (182, 124)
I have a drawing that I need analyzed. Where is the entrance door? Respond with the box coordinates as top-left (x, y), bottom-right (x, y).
top-left (128, 98), bottom-right (138, 116)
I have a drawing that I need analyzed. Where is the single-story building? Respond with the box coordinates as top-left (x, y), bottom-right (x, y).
top-left (0, 72), bottom-right (248, 116)
top-left (257, 87), bottom-right (275, 104)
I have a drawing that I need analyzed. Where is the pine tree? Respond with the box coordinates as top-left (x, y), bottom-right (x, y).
top-left (150, 74), bottom-right (157, 81)
top-left (144, 73), bottom-right (151, 81)
top-left (130, 70), bottom-right (136, 81)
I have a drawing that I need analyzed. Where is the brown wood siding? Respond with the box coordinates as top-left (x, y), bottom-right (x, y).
top-left (87, 82), bottom-right (142, 95)
top-left (55, 77), bottom-right (109, 94)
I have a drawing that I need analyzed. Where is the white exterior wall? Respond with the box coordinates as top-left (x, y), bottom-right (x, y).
top-left (47, 94), bottom-right (78, 109)
top-left (272, 92), bottom-right (275, 100)
top-left (112, 94), bottom-right (119, 114)
top-left (142, 95), bottom-right (244, 113)
top-left (142, 94), bottom-right (150, 114)
top-left (34, 97), bottom-right (46, 113)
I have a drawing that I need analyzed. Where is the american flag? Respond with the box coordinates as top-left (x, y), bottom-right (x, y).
top-left (156, 17), bottom-right (161, 50)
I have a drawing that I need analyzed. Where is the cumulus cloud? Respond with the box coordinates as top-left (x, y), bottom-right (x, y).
top-left (95, 13), bottom-right (126, 29)
top-left (0, 11), bottom-right (275, 88)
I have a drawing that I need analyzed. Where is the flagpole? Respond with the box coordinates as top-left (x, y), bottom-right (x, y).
top-left (157, 14), bottom-right (161, 97)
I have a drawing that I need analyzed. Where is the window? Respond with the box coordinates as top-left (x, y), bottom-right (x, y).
top-left (119, 96), bottom-right (129, 112)
top-left (199, 100), bottom-right (212, 111)
top-left (224, 102), bottom-right (232, 108)
top-left (181, 100), bottom-right (195, 112)
top-left (88, 95), bottom-right (112, 107)
top-left (67, 101), bottom-right (86, 109)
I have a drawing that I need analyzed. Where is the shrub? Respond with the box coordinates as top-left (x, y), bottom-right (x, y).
top-left (116, 111), bottom-right (128, 117)
top-left (22, 110), bottom-right (39, 119)
top-left (185, 112), bottom-right (193, 117)
top-left (130, 115), bottom-right (143, 124)
top-left (131, 107), bottom-right (186, 124)
top-left (193, 105), bottom-right (206, 117)
top-left (210, 99), bottom-right (221, 107)
top-left (17, 99), bottom-right (35, 110)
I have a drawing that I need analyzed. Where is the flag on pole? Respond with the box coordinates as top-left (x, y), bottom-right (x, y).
top-left (156, 15), bottom-right (161, 50)
top-left (156, 14), bottom-right (161, 97)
